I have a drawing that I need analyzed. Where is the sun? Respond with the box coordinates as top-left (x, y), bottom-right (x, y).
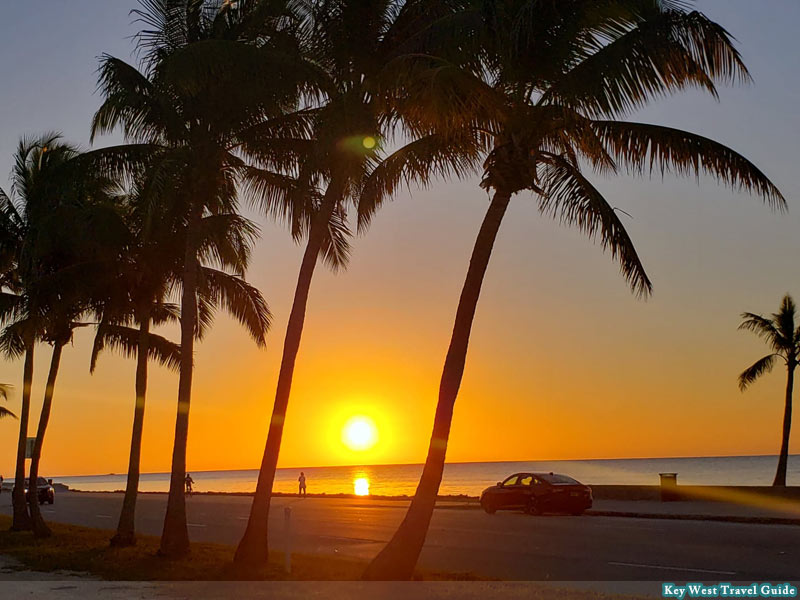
top-left (342, 416), bottom-right (378, 451)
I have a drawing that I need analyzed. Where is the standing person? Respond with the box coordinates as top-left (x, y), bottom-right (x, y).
top-left (0, 474), bottom-right (4, 495)
top-left (298, 472), bottom-right (306, 497)
top-left (184, 473), bottom-right (194, 496)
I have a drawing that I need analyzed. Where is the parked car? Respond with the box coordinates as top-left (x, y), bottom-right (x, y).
top-left (480, 472), bottom-right (592, 515)
top-left (22, 477), bottom-right (55, 505)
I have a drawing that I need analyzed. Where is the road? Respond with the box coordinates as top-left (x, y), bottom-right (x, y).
top-left (2, 492), bottom-right (799, 581)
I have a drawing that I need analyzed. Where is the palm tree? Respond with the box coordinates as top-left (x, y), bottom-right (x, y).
top-left (88, 174), bottom-right (184, 547)
top-left (235, 0), bottom-right (483, 566)
top-left (0, 135), bottom-right (87, 532)
top-left (91, 0), bottom-right (303, 556)
top-left (0, 134), bottom-right (123, 538)
top-left (363, 0), bottom-right (785, 579)
top-left (738, 295), bottom-right (798, 487)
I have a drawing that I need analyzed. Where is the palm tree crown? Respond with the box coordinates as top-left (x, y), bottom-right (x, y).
top-left (739, 295), bottom-right (799, 390)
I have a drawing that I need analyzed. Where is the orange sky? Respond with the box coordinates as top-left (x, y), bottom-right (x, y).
top-left (1, 1), bottom-right (799, 477)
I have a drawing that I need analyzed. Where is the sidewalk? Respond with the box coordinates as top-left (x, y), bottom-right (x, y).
top-left (588, 497), bottom-right (800, 525)
top-left (433, 494), bottom-right (800, 524)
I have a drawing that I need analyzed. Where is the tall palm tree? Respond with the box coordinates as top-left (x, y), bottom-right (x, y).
top-left (235, 0), bottom-right (483, 566)
top-left (89, 173), bottom-right (183, 547)
top-left (0, 135), bottom-right (123, 538)
top-left (0, 135), bottom-right (90, 532)
top-left (92, 0), bottom-right (303, 556)
top-left (738, 295), bottom-right (798, 487)
top-left (363, 0), bottom-right (785, 579)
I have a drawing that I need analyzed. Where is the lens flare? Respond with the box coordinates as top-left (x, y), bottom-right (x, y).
top-left (362, 136), bottom-right (377, 149)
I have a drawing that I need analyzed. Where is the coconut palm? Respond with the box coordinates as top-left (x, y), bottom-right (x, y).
top-left (0, 135), bottom-right (95, 532)
top-left (738, 295), bottom-right (798, 487)
top-left (0, 134), bottom-right (124, 537)
top-left (363, 0), bottom-right (785, 579)
top-left (91, 0), bottom-right (308, 556)
top-left (88, 173), bottom-right (183, 547)
top-left (234, 0), bottom-right (484, 566)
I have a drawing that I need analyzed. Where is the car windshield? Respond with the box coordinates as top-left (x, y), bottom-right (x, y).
top-left (539, 473), bottom-right (580, 485)
top-left (24, 478), bottom-right (49, 486)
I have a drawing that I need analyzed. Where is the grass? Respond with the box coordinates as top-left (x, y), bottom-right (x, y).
top-left (0, 515), bottom-right (484, 581)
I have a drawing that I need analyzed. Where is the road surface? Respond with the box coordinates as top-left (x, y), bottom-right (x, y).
top-left (2, 492), bottom-right (799, 581)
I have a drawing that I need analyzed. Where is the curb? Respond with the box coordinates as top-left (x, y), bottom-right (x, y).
top-left (586, 510), bottom-right (800, 526)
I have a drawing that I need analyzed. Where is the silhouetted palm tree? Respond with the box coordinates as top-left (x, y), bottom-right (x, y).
top-left (0, 134), bottom-right (123, 537)
top-left (0, 135), bottom-right (89, 532)
top-left (364, 0), bottom-right (785, 579)
top-left (235, 0), bottom-right (482, 566)
top-left (738, 295), bottom-right (798, 487)
top-left (92, 0), bottom-right (302, 556)
top-left (89, 175), bottom-right (184, 547)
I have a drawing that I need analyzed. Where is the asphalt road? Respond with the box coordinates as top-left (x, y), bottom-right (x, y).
top-left (2, 492), bottom-right (799, 581)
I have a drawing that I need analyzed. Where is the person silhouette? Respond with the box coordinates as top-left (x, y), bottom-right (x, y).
top-left (184, 473), bottom-right (194, 495)
top-left (298, 472), bottom-right (306, 497)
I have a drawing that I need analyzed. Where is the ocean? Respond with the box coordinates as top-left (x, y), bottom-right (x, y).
top-left (54, 455), bottom-right (799, 496)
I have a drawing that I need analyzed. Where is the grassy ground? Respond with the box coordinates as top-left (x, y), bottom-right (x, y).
top-left (0, 515), bottom-right (485, 581)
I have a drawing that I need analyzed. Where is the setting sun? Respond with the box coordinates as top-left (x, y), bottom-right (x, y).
top-left (342, 416), bottom-right (378, 451)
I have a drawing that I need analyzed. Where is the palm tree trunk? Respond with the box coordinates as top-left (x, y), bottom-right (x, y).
top-left (111, 311), bottom-right (151, 547)
top-left (773, 363), bottom-right (794, 486)
top-left (29, 341), bottom-right (64, 538)
top-left (11, 343), bottom-right (34, 531)
top-left (234, 181), bottom-right (342, 566)
top-left (363, 189), bottom-right (512, 580)
top-left (160, 215), bottom-right (200, 558)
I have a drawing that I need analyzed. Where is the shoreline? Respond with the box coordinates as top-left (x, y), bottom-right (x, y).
top-left (57, 484), bottom-right (800, 503)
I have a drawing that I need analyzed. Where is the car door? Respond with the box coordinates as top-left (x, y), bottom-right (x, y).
top-left (496, 474), bottom-right (521, 508)
top-left (517, 475), bottom-right (534, 507)
top-left (529, 476), bottom-right (550, 509)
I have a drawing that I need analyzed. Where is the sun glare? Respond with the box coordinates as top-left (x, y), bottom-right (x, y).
top-left (342, 416), bottom-right (378, 451)
top-left (353, 477), bottom-right (370, 496)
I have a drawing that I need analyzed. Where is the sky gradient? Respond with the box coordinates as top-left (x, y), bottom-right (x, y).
top-left (1, 1), bottom-right (799, 477)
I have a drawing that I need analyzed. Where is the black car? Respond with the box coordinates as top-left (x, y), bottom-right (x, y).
top-left (480, 472), bottom-right (592, 515)
top-left (22, 477), bottom-right (55, 505)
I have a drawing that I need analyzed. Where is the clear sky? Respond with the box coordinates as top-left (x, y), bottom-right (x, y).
top-left (1, 1), bottom-right (799, 477)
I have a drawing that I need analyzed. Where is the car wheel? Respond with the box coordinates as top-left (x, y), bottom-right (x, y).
top-left (481, 500), bottom-right (496, 515)
top-left (525, 498), bottom-right (541, 515)
top-left (48, 498), bottom-right (54, 505)
top-left (570, 510), bottom-right (584, 516)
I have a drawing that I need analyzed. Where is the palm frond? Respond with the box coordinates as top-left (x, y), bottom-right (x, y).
top-left (196, 213), bottom-right (260, 275)
top-left (774, 294), bottom-right (796, 345)
top-left (0, 321), bottom-right (30, 359)
top-left (538, 155), bottom-right (651, 296)
top-left (738, 312), bottom-right (781, 346)
top-left (541, 9), bottom-right (750, 117)
top-left (197, 267), bottom-right (271, 347)
top-left (90, 322), bottom-right (181, 372)
top-left (357, 132), bottom-right (484, 232)
top-left (593, 121), bottom-right (785, 208)
top-left (738, 353), bottom-right (778, 391)
top-left (319, 205), bottom-right (351, 272)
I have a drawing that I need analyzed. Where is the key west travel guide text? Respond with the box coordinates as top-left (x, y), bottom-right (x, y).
top-left (663, 584), bottom-right (797, 598)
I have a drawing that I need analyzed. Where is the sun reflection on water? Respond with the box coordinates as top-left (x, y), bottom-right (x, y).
top-left (353, 477), bottom-right (370, 496)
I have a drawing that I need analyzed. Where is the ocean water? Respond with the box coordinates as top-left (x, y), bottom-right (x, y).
top-left (54, 455), bottom-right (800, 496)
